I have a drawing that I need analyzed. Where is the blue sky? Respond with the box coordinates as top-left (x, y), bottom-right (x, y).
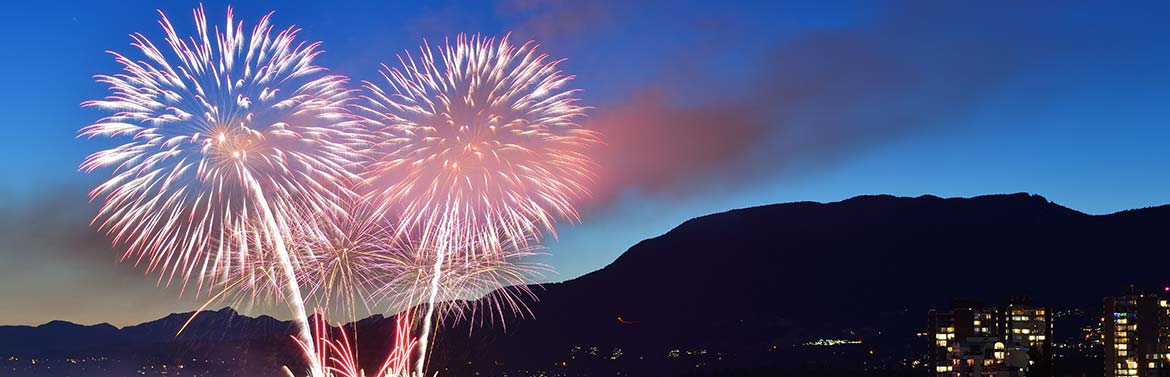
top-left (2, 0), bottom-right (1170, 326)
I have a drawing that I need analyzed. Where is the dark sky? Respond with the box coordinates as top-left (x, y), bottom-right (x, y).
top-left (3, 0), bottom-right (1170, 327)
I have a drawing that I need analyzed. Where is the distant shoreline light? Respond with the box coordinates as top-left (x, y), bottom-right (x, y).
top-left (802, 339), bottom-right (863, 347)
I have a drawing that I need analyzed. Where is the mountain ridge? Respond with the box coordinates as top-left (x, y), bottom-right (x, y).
top-left (6, 192), bottom-right (1170, 376)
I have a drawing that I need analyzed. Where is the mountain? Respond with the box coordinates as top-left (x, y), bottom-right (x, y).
top-left (0, 307), bottom-right (291, 353)
top-left (0, 307), bottom-right (303, 376)
top-left (430, 193), bottom-right (1166, 376)
top-left (0, 320), bottom-right (119, 355)
top-left (4, 193), bottom-right (1168, 376)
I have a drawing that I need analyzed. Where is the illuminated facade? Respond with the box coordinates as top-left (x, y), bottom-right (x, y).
top-left (1103, 291), bottom-right (1170, 377)
top-left (949, 337), bottom-right (1030, 377)
top-left (930, 300), bottom-right (1050, 377)
top-left (1004, 299), bottom-right (1052, 376)
top-left (929, 304), bottom-right (1003, 376)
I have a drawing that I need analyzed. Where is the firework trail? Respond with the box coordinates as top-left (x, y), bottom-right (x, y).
top-left (78, 6), bottom-right (358, 375)
top-left (287, 203), bottom-right (550, 336)
top-left (356, 33), bottom-right (599, 375)
top-left (288, 204), bottom-right (391, 321)
top-left (370, 234), bottom-right (551, 329)
top-left (341, 314), bottom-right (418, 377)
top-left (378, 314), bottom-right (420, 377)
top-left (221, 199), bottom-right (545, 376)
top-left (283, 201), bottom-right (548, 325)
top-left (209, 206), bottom-right (383, 322)
top-left (293, 310), bottom-right (418, 377)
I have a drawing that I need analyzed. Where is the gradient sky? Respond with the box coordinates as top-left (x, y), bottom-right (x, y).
top-left (2, 0), bottom-right (1170, 327)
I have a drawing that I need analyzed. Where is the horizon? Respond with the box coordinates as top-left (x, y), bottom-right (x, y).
top-left (3, 0), bottom-right (1170, 341)
top-left (4, 190), bottom-right (1162, 329)
top-left (7, 186), bottom-right (1170, 376)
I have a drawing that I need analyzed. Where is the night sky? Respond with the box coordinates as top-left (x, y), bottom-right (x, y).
top-left (2, 0), bottom-right (1170, 327)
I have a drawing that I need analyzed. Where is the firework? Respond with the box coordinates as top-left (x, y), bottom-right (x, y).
top-left (288, 204), bottom-right (550, 327)
top-left (369, 234), bottom-right (551, 329)
top-left (289, 204), bottom-right (390, 320)
top-left (358, 33), bottom-right (597, 256)
top-left (357, 33), bottom-right (599, 375)
top-left (79, 6), bottom-right (357, 375)
top-left (217, 199), bottom-right (547, 341)
top-left (293, 310), bottom-right (417, 377)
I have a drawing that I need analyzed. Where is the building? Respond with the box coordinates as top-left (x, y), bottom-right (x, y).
top-left (1003, 298), bottom-right (1053, 376)
top-left (949, 337), bottom-right (1031, 377)
top-left (1103, 289), bottom-right (1170, 377)
top-left (930, 302), bottom-right (1003, 376)
top-left (929, 299), bottom-right (1051, 377)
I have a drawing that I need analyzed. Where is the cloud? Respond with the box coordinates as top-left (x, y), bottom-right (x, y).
top-left (587, 92), bottom-right (767, 205)
top-left (0, 186), bottom-right (104, 261)
top-left (494, 0), bottom-right (613, 46)
top-left (572, 0), bottom-right (1152, 210)
top-left (582, 31), bottom-right (927, 207)
top-left (0, 187), bottom-right (203, 326)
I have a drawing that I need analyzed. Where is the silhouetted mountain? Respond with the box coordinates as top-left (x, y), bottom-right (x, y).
top-left (4, 193), bottom-right (1167, 376)
top-left (0, 307), bottom-right (288, 354)
top-left (431, 193), bottom-right (1165, 376)
top-left (0, 320), bottom-right (119, 355)
top-left (0, 307), bottom-right (306, 376)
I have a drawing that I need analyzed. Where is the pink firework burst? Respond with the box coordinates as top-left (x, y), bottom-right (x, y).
top-left (79, 5), bottom-right (359, 375)
top-left (355, 33), bottom-right (599, 376)
top-left (356, 33), bottom-right (599, 258)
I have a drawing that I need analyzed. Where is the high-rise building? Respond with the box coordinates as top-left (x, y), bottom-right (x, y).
top-left (1004, 298), bottom-right (1053, 376)
top-left (929, 299), bottom-right (1051, 377)
top-left (929, 302), bottom-right (1003, 376)
top-left (949, 337), bottom-right (1031, 377)
top-left (1104, 289), bottom-right (1170, 377)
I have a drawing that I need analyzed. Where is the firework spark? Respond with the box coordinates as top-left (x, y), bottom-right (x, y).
top-left (357, 33), bottom-right (599, 375)
top-left (378, 313), bottom-right (419, 377)
top-left (358, 33), bottom-right (597, 256)
top-left (218, 201), bottom-right (547, 338)
top-left (79, 6), bottom-right (357, 375)
top-left (293, 309), bottom-right (418, 377)
top-left (290, 204), bottom-right (391, 320)
top-left (370, 235), bottom-right (551, 329)
top-left (288, 204), bottom-right (549, 327)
